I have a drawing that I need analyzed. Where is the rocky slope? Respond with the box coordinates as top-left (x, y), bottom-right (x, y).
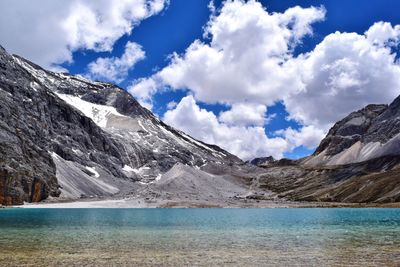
top-left (302, 101), bottom-right (400, 166)
top-left (258, 155), bottom-right (400, 203)
top-left (248, 156), bottom-right (275, 166)
top-left (256, 99), bottom-right (400, 203)
top-left (0, 46), bottom-right (251, 205)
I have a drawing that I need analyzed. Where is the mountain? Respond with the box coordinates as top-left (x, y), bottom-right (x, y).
top-left (303, 103), bottom-right (399, 166)
top-left (249, 156), bottom-right (275, 167)
top-left (2, 45), bottom-right (399, 206)
top-left (256, 100), bottom-right (400, 203)
top-left (0, 46), bottom-right (256, 206)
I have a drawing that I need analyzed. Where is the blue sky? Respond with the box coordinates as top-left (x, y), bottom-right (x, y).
top-left (2, 0), bottom-right (400, 160)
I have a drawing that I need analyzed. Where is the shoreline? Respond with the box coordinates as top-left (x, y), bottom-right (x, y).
top-left (6, 197), bottom-right (400, 209)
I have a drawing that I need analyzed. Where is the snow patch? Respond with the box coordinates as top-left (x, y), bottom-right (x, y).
top-left (72, 148), bottom-right (81, 155)
top-left (85, 166), bottom-right (100, 178)
top-left (180, 131), bottom-right (218, 153)
top-left (122, 165), bottom-right (136, 172)
top-left (56, 93), bottom-right (127, 128)
top-left (137, 120), bottom-right (149, 133)
top-left (29, 81), bottom-right (40, 92)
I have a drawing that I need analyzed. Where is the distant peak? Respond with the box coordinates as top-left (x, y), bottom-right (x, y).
top-left (249, 156), bottom-right (275, 166)
top-left (0, 45), bottom-right (7, 55)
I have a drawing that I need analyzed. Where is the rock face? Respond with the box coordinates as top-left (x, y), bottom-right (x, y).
top-left (257, 100), bottom-right (400, 203)
top-left (302, 100), bottom-right (400, 166)
top-left (249, 156), bottom-right (275, 166)
top-left (258, 156), bottom-right (400, 203)
top-left (313, 104), bottom-right (387, 157)
top-left (0, 46), bottom-right (243, 205)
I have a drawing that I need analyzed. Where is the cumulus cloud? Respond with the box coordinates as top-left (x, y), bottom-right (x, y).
top-left (166, 101), bottom-right (178, 110)
top-left (129, 1), bottom-right (400, 159)
top-left (0, 0), bottom-right (167, 69)
top-left (365, 21), bottom-right (400, 46)
top-left (275, 126), bottom-right (325, 150)
top-left (129, 0), bottom-right (325, 105)
top-left (285, 23), bottom-right (400, 128)
top-left (87, 41), bottom-right (145, 83)
top-left (7, 0), bottom-right (398, 160)
top-left (128, 0), bottom-right (328, 158)
top-left (163, 95), bottom-right (289, 160)
top-left (164, 96), bottom-right (324, 160)
top-left (219, 103), bottom-right (267, 127)
top-left (129, 77), bottom-right (160, 109)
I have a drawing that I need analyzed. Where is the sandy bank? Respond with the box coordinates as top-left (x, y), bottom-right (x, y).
top-left (12, 197), bottom-right (400, 208)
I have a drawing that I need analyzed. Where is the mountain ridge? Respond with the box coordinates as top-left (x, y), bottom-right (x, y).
top-left (255, 98), bottom-right (400, 203)
top-left (1, 46), bottom-right (400, 206)
top-left (0, 47), bottom-right (248, 205)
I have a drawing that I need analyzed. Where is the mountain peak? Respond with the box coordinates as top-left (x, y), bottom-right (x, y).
top-left (0, 47), bottom-right (244, 205)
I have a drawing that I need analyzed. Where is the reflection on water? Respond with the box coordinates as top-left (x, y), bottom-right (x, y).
top-left (0, 208), bottom-right (399, 266)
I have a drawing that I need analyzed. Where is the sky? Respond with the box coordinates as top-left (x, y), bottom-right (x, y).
top-left (1, 0), bottom-right (400, 160)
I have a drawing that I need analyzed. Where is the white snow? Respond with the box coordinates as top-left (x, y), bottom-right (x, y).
top-left (123, 165), bottom-right (150, 175)
top-left (74, 74), bottom-right (95, 84)
top-left (137, 120), bottom-right (150, 133)
top-left (29, 81), bottom-right (40, 92)
top-left (13, 56), bottom-right (60, 88)
top-left (85, 166), bottom-right (100, 178)
top-left (158, 124), bottom-right (225, 158)
top-left (72, 148), bottom-right (81, 155)
top-left (180, 131), bottom-right (218, 153)
top-left (122, 165), bottom-right (136, 172)
top-left (22, 97), bottom-right (32, 102)
top-left (56, 93), bottom-right (127, 128)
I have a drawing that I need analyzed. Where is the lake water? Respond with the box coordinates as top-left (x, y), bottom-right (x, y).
top-left (0, 208), bottom-right (399, 266)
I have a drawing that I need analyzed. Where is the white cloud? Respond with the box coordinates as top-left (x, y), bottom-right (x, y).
top-left (87, 41), bottom-right (145, 83)
top-left (129, 0), bottom-right (325, 105)
top-left (128, 1), bottom-right (328, 158)
top-left (0, 0), bottom-right (167, 69)
top-left (130, 1), bottom-right (400, 160)
top-left (365, 21), bottom-right (400, 46)
top-left (275, 126), bottom-right (325, 150)
top-left (6, 0), bottom-right (398, 160)
top-left (166, 101), bottom-right (178, 110)
top-left (208, 0), bottom-right (216, 14)
top-left (219, 103), bottom-right (267, 126)
top-left (265, 113), bottom-right (277, 124)
top-left (285, 25), bottom-right (400, 128)
top-left (163, 95), bottom-right (291, 160)
top-left (129, 77), bottom-right (160, 109)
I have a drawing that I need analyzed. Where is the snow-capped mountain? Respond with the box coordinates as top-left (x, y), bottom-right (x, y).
top-left (0, 46), bottom-right (248, 205)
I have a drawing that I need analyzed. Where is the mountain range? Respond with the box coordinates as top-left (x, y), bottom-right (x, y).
top-left (0, 46), bottom-right (399, 206)
top-left (257, 102), bottom-right (400, 203)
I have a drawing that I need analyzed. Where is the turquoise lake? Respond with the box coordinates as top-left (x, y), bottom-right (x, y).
top-left (0, 208), bottom-right (399, 266)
